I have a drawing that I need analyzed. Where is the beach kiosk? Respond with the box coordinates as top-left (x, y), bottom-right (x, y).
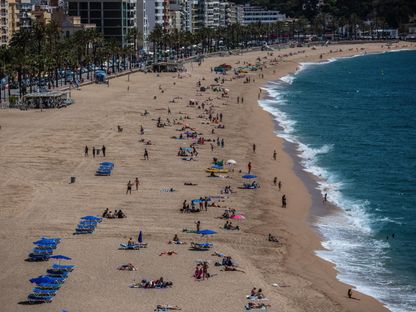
top-left (21, 91), bottom-right (72, 109)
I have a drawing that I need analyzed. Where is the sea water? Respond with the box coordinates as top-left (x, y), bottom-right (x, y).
top-left (260, 50), bottom-right (416, 311)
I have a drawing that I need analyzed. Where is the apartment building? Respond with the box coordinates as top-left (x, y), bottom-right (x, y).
top-left (1, 0), bottom-right (8, 45)
top-left (242, 4), bottom-right (286, 24)
top-left (68, 0), bottom-right (137, 46)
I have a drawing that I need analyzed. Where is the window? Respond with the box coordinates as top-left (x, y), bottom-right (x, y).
top-left (103, 2), bottom-right (120, 10)
top-left (90, 2), bottom-right (101, 9)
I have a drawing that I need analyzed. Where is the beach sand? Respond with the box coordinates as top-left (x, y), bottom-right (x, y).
top-left (1, 41), bottom-right (414, 312)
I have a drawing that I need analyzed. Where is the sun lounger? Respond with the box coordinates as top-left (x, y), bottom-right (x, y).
top-left (32, 248), bottom-right (54, 255)
top-left (190, 242), bottom-right (213, 250)
top-left (27, 254), bottom-right (50, 261)
top-left (47, 269), bottom-right (70, 277)
top-left (32, 288), bottom-right (58, 296)
top-left (40, 237), bottom-right (61, 243)
top-left (51, 264), bottom-right (76, 271)
top-left (36, 283), bottom-right (62, 290)
top-left (95, 171), bottom-right (111, 176)
top-left (119, 243), bottom-right (148, 250)
top-left (34, 244), bottom-right (57, 250)
top-left (27, 294), bottom-right (54, 303)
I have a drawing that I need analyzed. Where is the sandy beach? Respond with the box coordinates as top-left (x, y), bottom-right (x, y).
top-left (1, 41), bottom-right (414, 312)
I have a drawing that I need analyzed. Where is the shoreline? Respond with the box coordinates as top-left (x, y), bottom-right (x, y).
top-left (254, 44), bottom-right (416, 312)
top-left (0, 41), bottom-right (414, 312)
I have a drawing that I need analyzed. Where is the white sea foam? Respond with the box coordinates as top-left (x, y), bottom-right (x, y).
top-left (259, 72), bottom-right (416, 311)
top-left (279, 74), bottom-right (295, 84)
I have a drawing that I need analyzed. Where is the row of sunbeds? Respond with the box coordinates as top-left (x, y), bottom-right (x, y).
top-left (27, 237), bottom-right (61, 262)
top-left (95, 162), bottom-right (114, 176)
top-left (74, 215), bottom-right (102, 234)
top-left (27, 263), bottom-right (76, 303)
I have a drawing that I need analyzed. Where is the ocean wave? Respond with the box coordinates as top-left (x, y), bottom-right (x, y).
top-left (280, 74), bottom-right (295, 84)
top-left (260, 58), bottom-right (416, 310)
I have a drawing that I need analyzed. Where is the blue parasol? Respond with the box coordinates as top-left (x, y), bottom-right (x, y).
top-left (196, 229), bottom-right (217, 235)
top-left (81, 216), bottom-right (101, 221)
top-left (33, 239), bottom-right (57, 246)
top-left (242, 174), bottom-right (257, 179)
top-left (49, 255), bottom-right (71, 260)
top-left (138, 230), bottom-right (143, 243)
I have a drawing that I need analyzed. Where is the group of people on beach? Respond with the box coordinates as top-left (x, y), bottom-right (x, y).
top-left (84, 145), bottom-right (106, 157)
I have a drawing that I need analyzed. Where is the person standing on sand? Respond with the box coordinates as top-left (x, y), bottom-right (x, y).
top-left (237, 96), bottom-right (240, 104)
top-left (220, 113), bottom-right (223, 122)
top-left (84, 146), bottom-right (88, 157)
top-left (126, 180), bottom-right (132, 194)
top-left (92, 146), bottom-right (96, 158)
top-left (348, 289), bottom-right (352, 299)
top-left (323, 193), bottom-right (327, 203)
top-left (248, 162), bottom-right (252, 174)
top-left (221, 139), bottom-right (224, 148)
top-left (273, 177), bottom-right (277, 186)
top-left (102, 145), bottom-right (106, 157)
top-left (241, 97), bottom-right (244, 103)
top-left (273, 150), bottom-right (277, 160)
top-left (278, 181), bottom-right (282, 191)
top-left (282, 195), bottom-right (287, 208)
top-left (144, 148), bottom-right (149, 160)
top-left (135, 177), bottom-right (140, 190)
top-left (210, 143), bottom-right (214, 152)
top-left (253, 144), bottom-right (256, 153)
top-left (195, 221), bottom-right (201, 232)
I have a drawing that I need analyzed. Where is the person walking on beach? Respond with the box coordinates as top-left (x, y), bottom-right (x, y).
top-left (241, 97), bottom-right (244, 103)
top-left (282, 194), bottom-right (287, 208)
top-left (135, 177), bottom-right (140, 190)
top-left (221, 139), bottom-right (224, 148)
top-left (220, 113), bottom-right (223, 122)
top-left (323, 193), bottom-right (327, 203)
top-left (144, 148), bottom-right (149, 160)
top-left (92, 146), bottom-right (96, 158)
top-left (126, 180), bottom-right (133, 195)
top-left (84, 146), bottom-right (89, 157)
top-left (347, 288), bottom-right (352, 299)
top-left (237, 96), bottom-right (240, 104)
top-left (195, 221), bottom-right (201, 232)
top-left (278, 181), bottom-right (282, 191)
top-left (273, 177), bottom-right (277, 186)
top-left (210, 143), bottom-right (214, 152)
top-left (204, 197), bottom-right (208, 211)
top-left (248, 162), bottom-right (252, 174)
top-left (273, 150), bottom-right (277, 160)
top-left (253, 144), bottom-right (256, 153)
top-left (102, 145), bottom-right (106, 157)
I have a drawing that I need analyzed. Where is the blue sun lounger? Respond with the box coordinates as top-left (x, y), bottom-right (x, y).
top-left (27, 254), bottom-right (50, 261)
top-left (37, 275), bottom-right (66, 284)
top-left (119, 243), bottom-right (148, 250)
top-left (31, 248), bottom-right (53, 255)
top-left (32, 288), bottom-right (58, 296)
top-left (36, 283), bottom-right (62, 290)
top-left (51, 264), bottom-right (76, 271)
top-left (190, 242), bottom-right (213, 250)
top-left (27, 294), bottom-right (53, 303)
top-left (95, 170), bottom-right (112, 176)
top-left (47, 269), bottom-right (70, 278)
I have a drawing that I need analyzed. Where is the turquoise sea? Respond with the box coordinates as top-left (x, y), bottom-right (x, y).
top-left (260, 50), bottom-right (416, 311)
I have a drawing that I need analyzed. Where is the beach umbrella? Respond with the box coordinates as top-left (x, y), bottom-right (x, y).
top-left (230, 215), bottom-right (245, 220)
top-left (30, 276), bottom-right (56, 284)
top-left (226, 159), bottom-right (237, 165)
top-left (138, 231), bottom-right (143, 243)
top-left (49, 255), bottom-right (71, 260)
top-left (33, 239), bottom-right (58, 246)
top-left (242, 174), bottom-right (257, 179)
top-left (81, 215), bottom-right (101, 221)
top-left (196, 229), bottom-right (217, 236)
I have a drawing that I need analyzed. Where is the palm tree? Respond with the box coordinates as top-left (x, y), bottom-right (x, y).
top-left (148, 25), bottom-right (163, 63)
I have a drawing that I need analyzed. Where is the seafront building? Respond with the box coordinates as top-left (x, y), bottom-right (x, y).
top-left (1, 0), bottom-right (20, 45)
top-left (241, 4), bottom-right (286, 25)
top-left (67, 0), bottom-right (137, 46)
